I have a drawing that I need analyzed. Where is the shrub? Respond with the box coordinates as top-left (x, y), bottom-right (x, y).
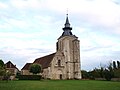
top-left (18, 75), bottom-right (41, 80)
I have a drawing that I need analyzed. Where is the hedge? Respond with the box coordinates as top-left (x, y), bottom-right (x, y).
top-left (18, 75), bottom-right (41, 80)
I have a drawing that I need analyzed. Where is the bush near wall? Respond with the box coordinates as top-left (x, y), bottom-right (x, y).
top-left (18, 75), bottom-right (41, 80)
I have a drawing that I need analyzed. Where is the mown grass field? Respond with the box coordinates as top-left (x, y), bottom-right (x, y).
top-left (0, 80), bottom-right (120, 90)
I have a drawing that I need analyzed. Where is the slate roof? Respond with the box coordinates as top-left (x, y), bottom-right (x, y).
top-left (33, 53), bottom-right (56, 69)
top-left (5, 61), bottom-right (17, 69)
top-left (21, 63), bottom-right (32, 70)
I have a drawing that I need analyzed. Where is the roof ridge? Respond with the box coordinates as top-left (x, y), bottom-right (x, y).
top-left (36, 52), bottom-right (56, 59)
top-left (33, 52), bottom-right (56, 69)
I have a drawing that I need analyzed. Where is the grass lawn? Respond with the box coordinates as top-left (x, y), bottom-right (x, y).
top-left (0, 80), bottom-right (120, 90)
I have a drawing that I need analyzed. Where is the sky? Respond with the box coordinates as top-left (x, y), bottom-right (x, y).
top-left (0, 0), bottom-right (120, 71)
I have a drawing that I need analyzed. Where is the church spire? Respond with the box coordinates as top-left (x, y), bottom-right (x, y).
top-left (62, 14), bottom-right (73, 36)
top-left (64, 14), bottom-right (70, 28)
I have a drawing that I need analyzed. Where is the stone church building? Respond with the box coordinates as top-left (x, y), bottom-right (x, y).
top-left (21, 15), bottom-right (82, 79)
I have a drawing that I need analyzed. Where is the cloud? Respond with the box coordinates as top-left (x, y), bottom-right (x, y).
top-left (43, 0), bottom-right (120, 34)
top-left (10, 0), bottom-right (43, 9)
top-left (112, 0), bottom-right (120, 4)
top-left (0, 41), bottom-right (55, 69)
top-left (0, 35), bottom-right (55, 50)
top-left (0, 0), bottom-right (120, 71)
top-left (3, 0), bottom-right (120, 34)
top-left (0, 2), bottom-right (8, 9)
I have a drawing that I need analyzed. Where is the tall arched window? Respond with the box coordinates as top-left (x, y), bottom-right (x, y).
top-left (56, 42), bottom-right (58, 51)
top-left (58, 60), bottom-right (61, 66)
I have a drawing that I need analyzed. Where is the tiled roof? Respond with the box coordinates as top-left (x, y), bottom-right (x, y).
top-left (21, 63), bottom-right (32, 70)
top-left (33, 53), bottom-right (56, 69)
top-left (21, 53), bottom-right (56, 70)
top-left (5, 61), bottom-right (17, 69)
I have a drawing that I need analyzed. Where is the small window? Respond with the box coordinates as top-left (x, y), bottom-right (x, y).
top-left (58, 60), bottom-right (61, 66)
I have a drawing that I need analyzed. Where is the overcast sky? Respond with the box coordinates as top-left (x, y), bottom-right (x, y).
top-left (0, 0), bottom-right (120, 71)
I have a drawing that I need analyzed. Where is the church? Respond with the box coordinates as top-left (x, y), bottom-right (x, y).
top-left (21, 15), bottom-right (82, 79)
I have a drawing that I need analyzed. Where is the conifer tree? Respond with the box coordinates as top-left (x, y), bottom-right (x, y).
top-left (117, 61), bottom-right (120, 68)
top-left (113, 61), bottom-right (117, 69)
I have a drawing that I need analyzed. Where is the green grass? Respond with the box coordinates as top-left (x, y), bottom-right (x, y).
top-left (0, 80), bottom-right (120, 90)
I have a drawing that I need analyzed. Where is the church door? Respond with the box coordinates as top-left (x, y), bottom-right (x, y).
top-left (60, 74), bottom-right (62, 80)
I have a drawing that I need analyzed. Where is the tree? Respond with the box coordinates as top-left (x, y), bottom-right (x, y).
top-left (29, 64), bottom-right (42, 75)
top-left (0, 59), bottom-right (4, 67)
top-left (104, 69), bottom-right (112, 81)
top-left (81, 70), bottom-right (89, 79)
top-left (113, 61), bottom-right (117, 69)
top-left (0, 67), bottom-right (5, 76)
top-left (113, 61), bottom-right (120, 78)
top-left (91, 68), bottom-right (101, 78)
top-left (0, 60), bottom-right (5, 76)
top-left (114, 68), bottom-right (120, 78)
top-left (0, 59), bottom-right (12, 81)
top-left (104, 63), bottom-right (114, 81)
top-left (0, 59), bottom-right (5, 80)
top-left (117, 61), bottom-right (120, 68)
top-left (3, 70), bottom-right (11, 81)
top-left (99, 67), bottom-right (104, 78)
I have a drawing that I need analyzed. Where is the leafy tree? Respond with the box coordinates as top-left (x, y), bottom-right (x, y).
top-left (0, 60), bottom-right (6, 80)
top-left (114, 68), bottom-right (120, 78)
top-left (104, 63), bottom-right (114, 81)
top-left (89, 62), bottom-right (115, 81)
top-left (99, 67), bottom-right (104, 78)
top-left (88, 66), bottom-right (105, 80)
top-left (0, 59), bottom-right (12, 81)
top-left (29, 64), bottom-right (42, 75)
top-left (88, 71), bottom-right (95, 80)
top-left (3, 71), bottom-right (11, 81)
top-left (0, 68), bottom-right (5, 76)
top-left (81, 70), bottom-right (89, 79)
top-left (91, 68), bottom-right (101, 78)
top-left (0, 60), bottom-right (5, 76)
top-left (0, 59), bottom-right (4, 67)
top-left (104, 69), bottom-right (112, 81)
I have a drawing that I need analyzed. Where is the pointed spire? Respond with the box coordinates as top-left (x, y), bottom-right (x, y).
top-left (58, 13), bottom-right (77, 39)
top-left (61, 14), bottom-right (73, 36)
top-left (64, 14), bottom-right (70, 28)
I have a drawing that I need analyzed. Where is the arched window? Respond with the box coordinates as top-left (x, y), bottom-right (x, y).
top-left (58, 60), bottom-right (61, 66)
top-left (56, 42), bottom-right (58, 51)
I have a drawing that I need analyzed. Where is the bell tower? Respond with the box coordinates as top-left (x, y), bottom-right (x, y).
top-left (56, 14), bottom-right (82, 79)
